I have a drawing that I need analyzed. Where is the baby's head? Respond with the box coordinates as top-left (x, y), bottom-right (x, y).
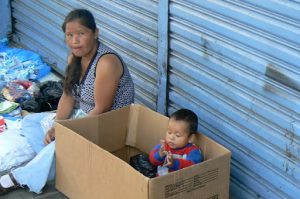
top-left (165, 109), bottom-right (198, 149)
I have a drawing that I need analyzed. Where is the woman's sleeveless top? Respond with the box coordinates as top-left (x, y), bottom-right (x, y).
top-left (71, 42), bottom-right (134, 113)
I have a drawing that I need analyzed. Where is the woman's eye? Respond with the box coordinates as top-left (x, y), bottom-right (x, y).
top-left (79, 32), bottom-right (84, 35)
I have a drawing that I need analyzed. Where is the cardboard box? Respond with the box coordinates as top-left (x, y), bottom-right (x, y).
top-left (56, 104), bottom-right (231, 199)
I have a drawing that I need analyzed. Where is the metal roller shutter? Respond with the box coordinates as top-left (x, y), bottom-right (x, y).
top-left (168, 0), bottom-right (300, 198)
top-left (11, 0), bottom-right (161, 110)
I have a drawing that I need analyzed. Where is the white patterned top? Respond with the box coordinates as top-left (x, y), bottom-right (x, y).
top-left (72, 42), bottom-right (134, 113)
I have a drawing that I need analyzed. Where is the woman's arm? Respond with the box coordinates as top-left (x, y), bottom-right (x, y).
top-left (44, 92), bottom-right (75, 145)
top-left (55, 92), bottom-right (75, 120)
top-left (45, 54), bottom-right (75, 144)
top-left (87, 54), bottom-right (123, 116)
top-left (56, 54), bottom-right (75, 120)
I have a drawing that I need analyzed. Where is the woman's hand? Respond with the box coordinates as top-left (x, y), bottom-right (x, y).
top-left (44, 127), bottom-right (55, 145)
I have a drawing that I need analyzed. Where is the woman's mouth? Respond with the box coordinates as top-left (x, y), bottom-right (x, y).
top-left (72, 46), bottom-right (82, 50)
top-left (72, 47), bottom-right (83, 54)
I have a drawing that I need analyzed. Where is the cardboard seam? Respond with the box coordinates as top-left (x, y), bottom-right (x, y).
top-left (126, 104), bottom-right (140, 147)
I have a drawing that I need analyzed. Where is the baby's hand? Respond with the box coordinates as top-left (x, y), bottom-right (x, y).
top-left (165, 151), bottom-right (174, 167)
top-left (159, 139), bottom-right (166, 157)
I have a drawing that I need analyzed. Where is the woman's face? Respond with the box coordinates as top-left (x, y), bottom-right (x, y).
top-left (65, 20), bottom-right (98, 57)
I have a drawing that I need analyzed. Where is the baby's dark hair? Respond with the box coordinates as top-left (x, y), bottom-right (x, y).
top-left (170, 108), bottom-right (198, 135)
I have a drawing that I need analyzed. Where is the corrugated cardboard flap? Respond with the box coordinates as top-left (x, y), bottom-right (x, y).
top-left (126, 104), bottom-right (169, 153)
top-left (57, 116), bottom-right (99, 144)
top-left (56, 123), bottom-right (92, 199)
top-left (57, 105), bottom-right (131, 152)
top-left (89, 142), bottom-right (149, 199)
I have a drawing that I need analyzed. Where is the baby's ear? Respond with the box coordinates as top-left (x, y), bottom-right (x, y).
top-left (188, 134), bottom-right (195, 143)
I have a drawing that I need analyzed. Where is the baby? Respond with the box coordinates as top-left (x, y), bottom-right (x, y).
top-left (149, 108), bottom-right (202, 175)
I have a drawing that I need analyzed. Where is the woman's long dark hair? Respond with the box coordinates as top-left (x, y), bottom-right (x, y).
top-left (62, 9), bottom-right (97, 94)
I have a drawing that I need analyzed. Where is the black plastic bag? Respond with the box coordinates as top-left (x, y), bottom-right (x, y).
top-left (21, 98), bottom-right (41, 112)
top-left (21, 80), bottom-right (63, 112)
top-left (129, 153), bottom-right (157, 178)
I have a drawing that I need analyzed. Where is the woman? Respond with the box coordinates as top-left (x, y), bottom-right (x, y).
top-left (0, 9), bottom-right (134, 195)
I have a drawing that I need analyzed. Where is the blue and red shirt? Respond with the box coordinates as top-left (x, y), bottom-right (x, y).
top-left (149, 142), bottom-right (202, 172)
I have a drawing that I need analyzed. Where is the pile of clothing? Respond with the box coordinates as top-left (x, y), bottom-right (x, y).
top-left (0, 80), bottom-right (63, 115)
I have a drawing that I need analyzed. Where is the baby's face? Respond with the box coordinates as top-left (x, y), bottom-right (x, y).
top-left (165, 118), bottom-right (190, 149)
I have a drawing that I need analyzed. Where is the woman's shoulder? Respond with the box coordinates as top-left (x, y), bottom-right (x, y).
top-left (97, 54), bottom-right (122, 71)
top-left (95, 52), bottom-right (123, 78)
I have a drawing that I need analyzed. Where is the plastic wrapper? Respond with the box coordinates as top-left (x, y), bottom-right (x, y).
top-left (129, 153), bottom-right (157, 178)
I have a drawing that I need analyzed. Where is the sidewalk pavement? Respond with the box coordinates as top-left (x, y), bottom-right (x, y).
top-left (0, 180), bottom-right (67, 199)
